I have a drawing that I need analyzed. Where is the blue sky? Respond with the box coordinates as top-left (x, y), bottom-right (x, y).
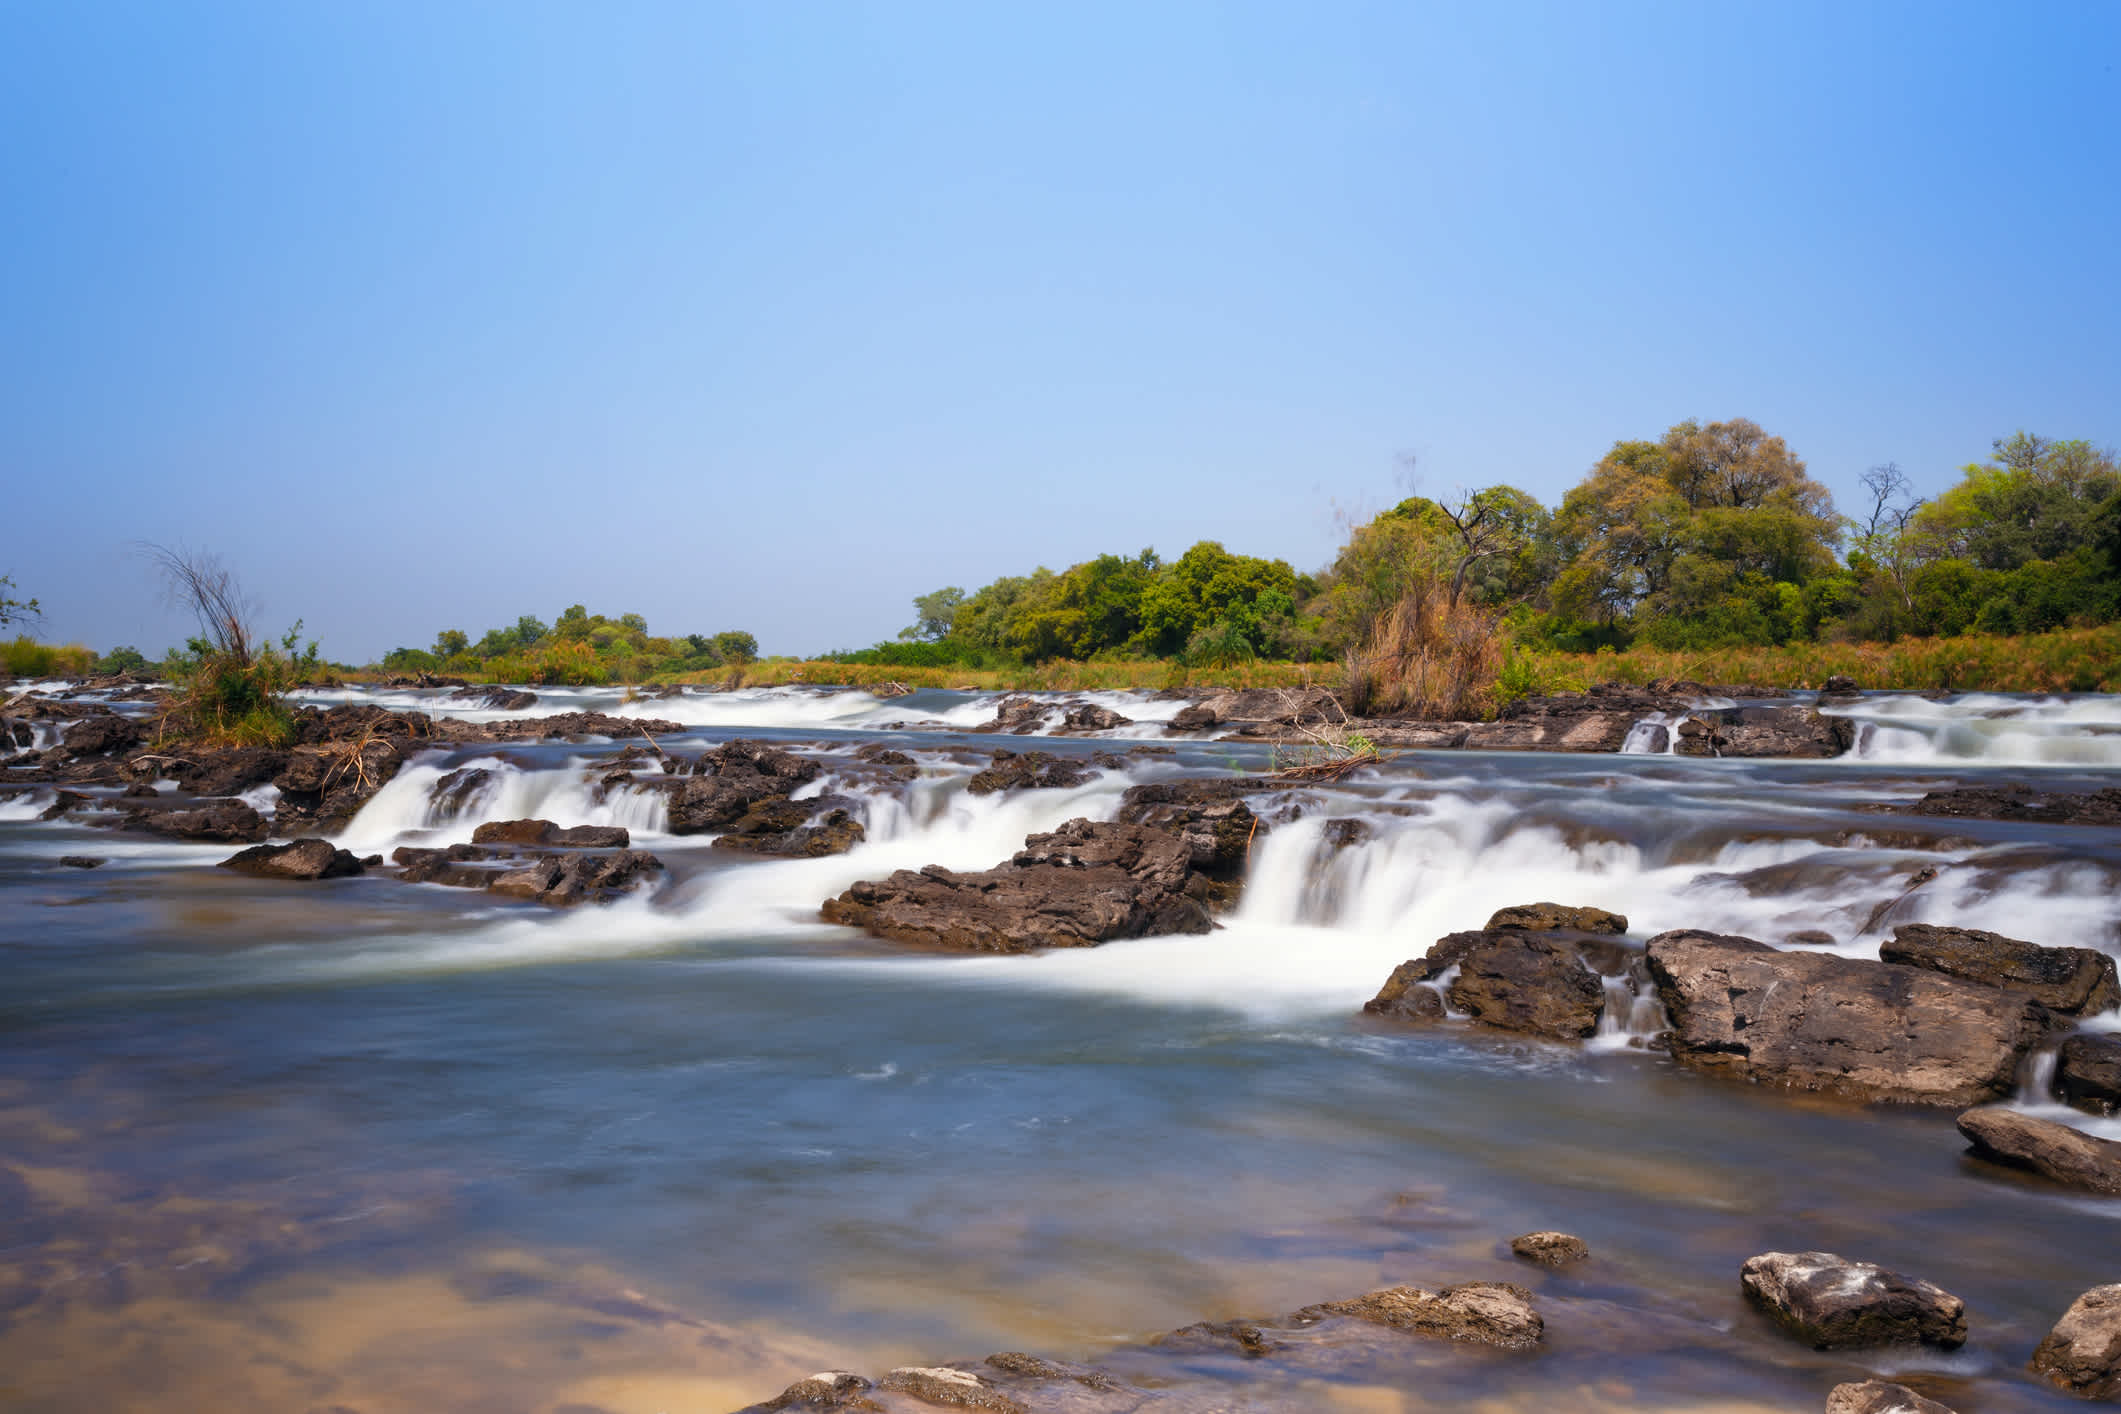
top-left (4, 1), bottom-right (2117, 660)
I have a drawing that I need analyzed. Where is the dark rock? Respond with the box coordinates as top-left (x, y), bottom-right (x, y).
top-left (38, 788), bottom-right (89, 821)
top-left (1365, 930), bottom-right (1606, 1040)
top-left (474, 709), bottom-right (686, 741)
top-left (270, 739), bottom-right (407, 832)
top-left (1820, 674), bottom-right (1862, 697)
top-left (1321, 817), bottom-right (1371, 850)
top-left (487, 849), bottom-right (664, 907)
top-left (181, 747), bottom-right (292, 798)
top-left (2031, 1284), bottom-right (2121, 1400)
top-left (2057, 1034), bottom-right (2121, 1115)
top-left (1740, 1251), bottom-right (1966, 1350)
top-left (1858, 863), bottom-right (1941, 936)
top-left (1881, 923), bottom-right (2121, 1016)
top-left (392, 843), bottom-right (499, 888)
top-left (854, 743), bottom-right (914, 767)
top-left (1956, 1107), bottom-right (2121, 1194)
top-left (428, 766), bottom-right (498, 819)
top-left (61, 714), bottom-right (143, 757)
top-left (876, 1366), bottom-right (1023, 1411)
top-left (219, 838), bottom-right (366, 880)
top-left (470, 819), bottom-right (630, 849)
top-left (1115, 777), bottom-right (1273, 880)
top-left (1062, 703), bottom-right (1130, 731)
top-left (712, 798), bottom-right (867, 858)
top-left (1895, 785), bottom-right (2121, 828)
top-left (739, 1371), bottom-right (876, 1410)
top-left (659, 740), bottom-right (820, 834)
top-left (57, 855), bottom-right (105, 869)
top-left (121, 799), bottom-right (270, 844)
top-left (1297, 1282), bottom-right (1544, 1350)
top-left (448, 685), bottom-right (538, 711)
top-left (121, 781), bottom-right (157, 797)
top-left (821, 818), bottom-right (1208, 953)
top-left (1486, 902), bottom-right (1628, 934)
top-left (1151, 1318), bottom-right (1282, 1357)
top-left (965, 750), bottom-right (1093, 796)
top-left (1826, 1381), bottom-right (1956, 1414)
top-left (1169, 703), bottom-right (1219, 731)
top-left (1645, 930), bottom-right (2052, 1105)
top-left (982, 696), bottom-right (1049, 735)
top-left (1509, 1231), bottom-right (1590, 1266)
top-left (1672, 705), bottom-right (1854, 759)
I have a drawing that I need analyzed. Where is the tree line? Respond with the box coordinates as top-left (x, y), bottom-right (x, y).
top-left (383, 605), bottom-right (758, 684)
top-left (836, 420), bottom-right (2121, 670)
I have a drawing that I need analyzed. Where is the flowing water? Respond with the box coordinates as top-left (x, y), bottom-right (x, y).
top-left (4, 686), bottom-right (2120, 1412)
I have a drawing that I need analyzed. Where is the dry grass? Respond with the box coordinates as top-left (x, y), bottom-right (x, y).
top-left (1343, 581), bottom-right (1505, 720)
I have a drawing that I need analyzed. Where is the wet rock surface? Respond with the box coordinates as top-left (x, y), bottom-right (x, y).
top-left (1740, 1251), bottom-right (1967, 1350)
top-left (470, 818), bottom-right (631, 848)
top-left (1486, 901), bottom-right (1628, 934)
top-left (2031, 1284), bottom-right (2121, 1400)
top-left (2056, 1034), bottom-right (2121, 1115)
top-left (1365, 928), bottom-right (1621, 1039)
top-left (660, 739), bottom-right (823, 834)
top-left (966, 749), bottom-right (1094, 796)
top-left (120, 797), bottom-right (271, 843)
top-left (821, 819), bottom-right (1208, 952)
top-left (448, 684), bottom-right (538, 710)
top-left (1880, 923), bottom-right (2121, 1015)
top-left (1510, 1230), bottom-right (1590, 1265)
top-left (1825, 1379), bottom-right (1958, 1413)
top-left (1296, 1281), bottom-right (1544, 1349)
top-left (1891, 784), bottom-right (2121, 828)
top-left (1113, 777), bottom-right (1271, 901)
top-left (1645, 930), bottom-right (2052, 1105)
top-left (390, 842), bottom-right (665, 904)
top-left (711, 798), bottom-right (867, 857)
top-left (218, 838), bottom-right (366, 880)
top-left (1956, 1106), bottom-right (2121, 1194)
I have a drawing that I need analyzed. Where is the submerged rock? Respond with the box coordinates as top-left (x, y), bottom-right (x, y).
top-left (2031, 1284), bottom-right (2121, 1400)
top-left (1645, 930), bottom-right (2051, 1105)
top-left (1956, 1106), bottom-right (2121, 1194)
top-left (1825, 1382), bottom-right (1957, 1414)
top-left (1486, 901), bottom-right (1627, 934)
top-left (219, 838), bottom-right (366, 880)
top-left (1365, 929), bottom-right (1610, 1040)
top-left (1880, 923), bottom-right (2121, 1016)
top-left (1895, 784), bottom-right (2121, 828)
top-left (57, 855), bottom-right (105, 869)
top-left (448, 685), bottom-right (538, 711)
top-left (741, 1370), bottom-right (874, 1410)
top-left (1297, 1282), bottom-right (1544, 1350)
top-left (486, 848), bottom-right (665, 907)
top-left (712, 801), bottom-right (865, 858)
top-left (820, 819), bottom-right (1207, 953)
top-left (877, 1365), bottom-right (1025, 1410)
top-left (2057, 1034), bottom-right (2121, 1115)
top-left (1740, 1251), bottom-right (1966, 1350)
top-left (1509, 1231), bottom-right (1590, 1266)
top-left (120, 798), bottom-right (270, 844)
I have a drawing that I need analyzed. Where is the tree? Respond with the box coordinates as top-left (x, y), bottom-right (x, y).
top-left (1911, 433), bottom-right (2120, 571)
top-left (711, 630), bottom-right (758, 663)
top-left (901, 587), bottom-right (966, 642)
top-left (433, 628), bottom-right (469, 659)
top-left (0, 573), bottom-right (39, 629)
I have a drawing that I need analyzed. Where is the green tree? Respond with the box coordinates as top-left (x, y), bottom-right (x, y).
top-left (0, 573), bottom-right (38, 628)
top-left (433, 628), bottom-right (469, 659)
top-left (711, 630), bottom-right (758, 663)
top-left (901, 586), bottom-right (966, 642)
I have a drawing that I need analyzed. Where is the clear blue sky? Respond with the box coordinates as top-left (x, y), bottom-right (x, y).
top-left (4, 0), bottom-right (2116, 661)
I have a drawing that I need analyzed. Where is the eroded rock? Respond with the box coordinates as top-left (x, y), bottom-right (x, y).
top-left (1486, 902), bottom-right (1628, 934)
top-left (2032, 1284), bottom-right (2121, 1401)
top-left (218, 838), bottom-right (365, 880)
top-left (965, 750), bottom-right (1093, 796)
top-left (1298, 1282), bottom-right (1544, 1350)
top-left (1825, 1381), bottom-right (1956, 1414)
top-left (1956, 1107), bottom-right (2121, 1194)
top-left (1880, 923), bottom-right (2120, 1016)
top-left (1740, 1251), bottom-right (1966, 1350)
top-left (660, 740), bottom-right (820, 834)
top-left (120, 798), bottom-right (270, 844)
top-left (470, 818), bottom-right (631, 848)
top-left (1509, 1231), bottom-right (1589, 1266)
top-left (1365, 929), bottom-right (1607, 1040)
top-left (2057, 1034), bottom-right (2121, 1115)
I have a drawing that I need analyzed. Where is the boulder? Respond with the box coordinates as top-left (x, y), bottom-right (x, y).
top-left (1673, 705), bottom-right (1854, 759)
top-left (1169, 702), bottom-right (1219, 732)
top-left (1115, 778), bottom-right (1271, 883)
top-left (1509, 1231), bottom-right (1590, 1266)
top-left (876, 1366), bottom-right (1024, 1411)
top-left (57, 855), bottom-right (105, 869)
top-left (1365, 930), bottom-right (1607, 1040)
top-left (180, 747), bottom-right (292, 798)
top-left (1486, 902), bottom-right (1628, 934)
top-left (820, 818), bottom-right (1208, 953)
top-left (472, 708), bottom-right (685, 741)
top-left (711, 802), bottom-right (866, 858)
top-left (428, 766), bottom-right (498, 818)
top-left (1825, 1382), bottom-right (1956, 1414)
top-left (61, 714), bottom-right (143, 756)
top-left (1739, 1251), bottom-right (1966, 1350)
top-left (1061, 702), bottom-right (1130, 731)
top-left (1956, 1107), bottom-right (2121, 1194)
top-left (1645, 930), bottom-right (2051, 1105)
top-left (2057, 1034), bottom-right (2121, 1115)
top-left (486, 849), bottom-right (664, 906)
top-left (1896, 785), bottom-right (2121, 828)
top-left (1297, 1282), bottom-right (1544, 1350)
top-left (660, 739), bottom-right (819, 834)
top-left (982, 696), bottom-right (1050, 735)
top-left (469, 818), bottom-right (630, 849)
top-left (218, 838), bottom-right (366, 880)
top-left (447, 685), bottom-right (538, 711)
top-left (1880, 924), bottom-right (2121, 1016)
top-left (392, 843), bottom-right (498, 888)
top-left (965, 749), bottom-right (1093, 796)
top-left (121, 799), bottom-right (270, 844)
top-left (2031, 1285), bottom-right (2121, 1401)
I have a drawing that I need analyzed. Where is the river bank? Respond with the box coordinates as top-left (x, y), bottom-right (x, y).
top-left (3, 677), bottom-right (2119, 1411)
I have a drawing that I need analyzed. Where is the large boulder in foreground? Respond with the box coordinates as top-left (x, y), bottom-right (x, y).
top-left (1645, 930), bottom-right (2051, 1105)
top-left (2057, 1034), bottom-right (2121, 1115)
top-left (1956, 1107), bottom-right (2121, 1194)
top-left (2032, 1285), bottom-right (2121, 1400)
top-left (820, 819), bottom-right (1208, 953)
top-left (1740, 1251), bottom-right (1966, 1350)
top-left (1880, 923), bottom-right (2121, 1016)
top-left (219, 838), bottom-right (365, 880)
top-left (1826, 1381), bottom-right (1957, 1414)
top-left (1366, 929), bottom-right (1608, 1039)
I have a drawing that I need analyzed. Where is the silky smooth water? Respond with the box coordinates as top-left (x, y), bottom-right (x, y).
top-left (4, 688), bottom-right (2119, 1412)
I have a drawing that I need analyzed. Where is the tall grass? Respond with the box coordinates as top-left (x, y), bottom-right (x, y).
top-left (1341, 580), bottom-right (1505, 720)
top-left (2, 637), bottom-right (97, 679)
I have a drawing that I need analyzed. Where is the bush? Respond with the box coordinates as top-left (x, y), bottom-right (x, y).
top-left (1344, 578), bottom-right (1504, 720)
top-left (3, 637), bottom-right (96, 679)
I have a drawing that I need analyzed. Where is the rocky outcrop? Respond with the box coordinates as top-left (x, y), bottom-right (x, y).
top-left (486, 849), bottom-right (665, 906)
top-left (1956, 1107), bottom-right (2121, 1194)
top-left (1893, 785), bottom-right (2121, 828)
top-left (2057, 1034), bottom-right (2121, 1115)
top-left (1672, 705), bottom-right (1855, 759)
top-left (710, 799), bottom-right (866, 858)
top-left (1114, 777), bottom-right (1272, 889)
top-left (392, 843), bottom-right (500, 888)
top-left (1169, 702), bottom-right (1219, 732)
top-left (218, 838), bottom-right (366, 880)
top-left (470, 819), bottom-right (630, 848)
top-left (1486, 902), bottom-right (1627, 934)
top-left (965, 750), bottom-right (1093, 796)
top-left (1880, 923), bottom-right (2121, 1016)
top-left (1826, 1380), bottom-right (1957, 1413)
top-left (1365, 929), bottom-right (1613, 1039)
top-left (820, 819), bottom-right (1208, 952)
top-left (1740, 1251), bottom-right (1966, 1349)
top-left (120, 798), bottom-right (270, 844)
top-left (448, 685), bottom-right (538, 710)
top-left (1062, 703), bottom-right (1130, 731)
top-left (659, 740), bottom-right (820, 834)
top-left (1645, 931), bottom-right (2052, 1105)
top-left (1296, 1282), bottom-right (1543, 1350)
top-left (61, 713), bottom-right (144, 757)
top-left (1509, 1231), bottom-right (1589, 1265)
top-left (2031, 1285), bottom-right (2121, 1400)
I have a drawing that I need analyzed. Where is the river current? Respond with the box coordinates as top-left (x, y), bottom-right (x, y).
top-left (3, 684), bottom-right (2119, 1412)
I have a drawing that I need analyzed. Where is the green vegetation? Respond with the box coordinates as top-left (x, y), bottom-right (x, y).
top-left (148, 545), bottom-right (315, 748)
top-left (3, 637), bottom-right (96, 678)
top-left (379, 606), bottom-right (758, 686)
top-left (0, 573), bottom-right (40, 630)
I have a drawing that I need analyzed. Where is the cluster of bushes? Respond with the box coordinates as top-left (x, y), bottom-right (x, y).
top-left (380, 606), bottom-right (758, 686)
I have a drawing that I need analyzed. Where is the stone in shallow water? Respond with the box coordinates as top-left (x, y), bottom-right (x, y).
top-left (877, 1364), bottom-right (1024, 1410)
top-left (1298, 1281), bottom-right (1544, 1349)
top-left (1739, 1251), bottom-right (1966, 1350)
top-left (1956, 1107), bottom-right (2121, 1194)
top-left (1881, 922), bottom-right (2121, 1016)
top-left (1510, 1230), bottom-right (1590, 1265)
top-left (2031, 1284), bottom-right (2121, 1400)
top-left (2057, 1033), bottom-right (2121, 1115)
top-left (218, 837), bottom-right (365, 880)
